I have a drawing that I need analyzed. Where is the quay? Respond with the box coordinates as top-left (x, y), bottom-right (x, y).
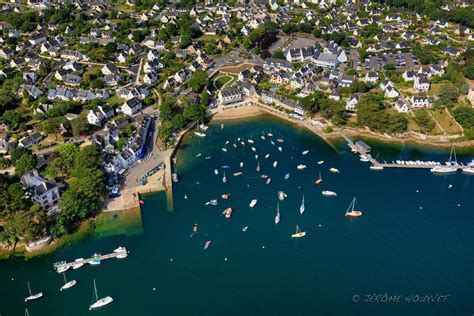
top-left (338, 129), bottom-right (474, 173)
top-left (53, 247), bottom-right (128, 271)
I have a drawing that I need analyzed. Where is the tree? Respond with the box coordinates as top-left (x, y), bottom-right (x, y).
top-left (159, 97), bottom-right (175, 121)
top-left (1, 110), bottom-right (22, 130)
top-left (414, 109), bottom-right (435, 132)
top-left (200, 91), bottom-right (210, 107)
top-left (71, 113), bottom-right (90, 136)
top-left (42, 117), bottom-right (66, 134)
top-left (466, 60), bottom-right (474, 80)
top-left (436, 83), bottom-right (459, 108)
top-left (272, 50), bottom-right (285, 59)
top-left (452, 107), bottom-right (474, 129)
top-left (183, 102), bottom-right (205, 122)
top-left (187, 70), bottom-right (208, 93)
top-left (10, 147), bottom-right (31, 164)
top-left (14, 153), bottom-right (36, 175)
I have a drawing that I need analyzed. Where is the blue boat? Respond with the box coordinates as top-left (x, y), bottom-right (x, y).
top-left (284, 173), bottom-right (290, 180)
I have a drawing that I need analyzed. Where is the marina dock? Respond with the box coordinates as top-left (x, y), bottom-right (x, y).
top-left (53, 247), bottom-right (128, 271)
top-left (338, 129), bottom-right (474, 173)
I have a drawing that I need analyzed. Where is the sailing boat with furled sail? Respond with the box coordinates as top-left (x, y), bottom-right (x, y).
top-left (299, 194), bottom-right (305, 214)
top-left (275, 203), bottom-right (280, 224)
top-left (345, 197), bottom-right (363, 218)
top-left (291, 225), bottom-right (306, 238)
top-left (315, 172), bottom-right (322, 185)
top-left (89, 279), bottom-right (113, 310)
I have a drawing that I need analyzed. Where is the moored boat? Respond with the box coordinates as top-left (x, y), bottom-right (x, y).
top-left (297, 164), bottom-right (307, 170)
top-left (233, 172), bottom-right (243, 176)
top-left (265, 154), bottom-right (270, 159)
top-left (273, 161), bottom-right (278, 168)
top-left (315, 172), bottom-right (322, 185)
top-left (194, 131), bottom-right (206, 137)
top-left (299, 194), bottom-right (305, 215)
top-left (278, 191), bottom-right (287, 201)
top-left (276, 138), bottom-right (284, 143)
top-left (266, 178), bottom-right (271, 184)
top-left (56, 265), bottom-right (70, 274)
top-left (240, 162), bottom-right (244, 168)
top-left (322, 190), bottom-right (337, 196)
top-left (370, 165), bottom-right (384, 170)
top-left (317, 160), bottom-right (324, 165)
top-left (60, 273), bottom-right (77, 291)
top-left (345, 197), bottom-right (363, 218)
top-left (222, 172), bottom-right (227, 183)
top-left (291, 225), bottom-right (306, 238)
top-left (222, 208), bottom-right (233, 218)
top-left (89, 279), bottom-right (113, 310)
top-left (302, 150), bottom-right (309, 155)
top-left (284, 173), bottom-right (290, 180)
top-left (89, 254), bottom-right (101, 265)
top-left (214, 169), bottom-right (219, 175)
top-left (249, 199), bottom-right (257, 208)
top-left (242, 226), bottom-right (248, 232)
top-left (462, 167), bottom-right (474, 174)
top-left (204, 240), bottom-right (211, 250)
top-left (329, 168), bottom-right (339, 173)
top-left (261, 174), bottom-right (269, 179)
top-left (24, 282), bottom-right (43, 302)
top-left (277, 147), bottom-right (282, 152)
top-left (221, 194), bottom-right (230, 199)
top-left (72, 258), bottom-right (84, 270)
top-left (275, 203), bottom-right (280, 224)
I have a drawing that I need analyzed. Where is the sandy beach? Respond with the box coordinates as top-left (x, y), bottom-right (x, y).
top-left (211, 105), bottom-right (474, 149)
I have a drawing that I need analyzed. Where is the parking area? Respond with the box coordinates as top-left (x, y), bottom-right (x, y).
top-left (365, 52), bottom-right (418, 71)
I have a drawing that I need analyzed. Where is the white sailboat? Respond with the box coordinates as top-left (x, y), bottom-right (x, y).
top-left (249, 199), bottom-right (257, 208)
top-left (24, 281), bottom-right (43, 302)
top-left (273, 161), bottom-right (278, 168)
top-left (60, 273), bottom-right (77, 291)
top-left (72, 258), bottom-right (84, 270)
top-left (256, 162), bottom-right (260, 172)
top-left (89, 279), bottom-right (113, 310)
top-left (275, 203), bottom-right (280, 224)
top-left (299, 195), bottom-right (305, 215)
top-left (345, 197), bottom-right (363, 218)
top-left (222, 172), bottom-right (227, 183)
top-left (291, 225), bottom-right (306, 238)
top-left (431, 143), bottom-right (458, 174)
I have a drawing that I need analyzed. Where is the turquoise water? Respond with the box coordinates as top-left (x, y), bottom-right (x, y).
top-left (1, 115), bottom-right (473, 315)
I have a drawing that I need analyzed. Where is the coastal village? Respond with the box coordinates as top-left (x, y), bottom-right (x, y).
top-left (0, 0), bottom-right (474, 253)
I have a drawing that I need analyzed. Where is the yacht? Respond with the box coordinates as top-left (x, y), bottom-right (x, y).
top-left (199, 123), bottom-right (208, 131)
top-left (322, 190), bottom-right (337, 197)
top-left (329, 168), bottom-right (340, 173)
top-left (297, 164), bottom-right (307, 170)
top-left (278, 191), bottom-right (287, 201)
top-left (317, 160), bottom-right (324, 165)
top-left (462, 167), bottom-right (474, 175)
top-left (89, 279), bottom-right (113, 310)
top-left (299, 195), bottom-right (305, 215)
top-left (315, 172), bottom-right (322, 185)
top-left (345, 197), bottom-right (363, 218)
top-left (275, 203), bottom-right (280, 224)
top-left (302, 150), bottom-right (309, 155)
top-left (60, 273), bottom-right (77, 291)
top-left (24, 282), bottom-right (43, 302)
top-left (273, 161), bottom-right (278, 168)
top-left (114, 247), bottom-right (128, 259)
top-left (291, 225), bottom-right (306, 238)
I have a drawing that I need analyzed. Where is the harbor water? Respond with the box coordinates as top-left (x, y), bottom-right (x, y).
top-left (1, 115), bottom-right (473, 315)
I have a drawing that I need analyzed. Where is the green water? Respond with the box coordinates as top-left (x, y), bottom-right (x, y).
top-left (1, 115), bottom-right (473, 315)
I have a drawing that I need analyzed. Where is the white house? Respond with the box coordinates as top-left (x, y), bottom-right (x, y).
top-left (414, 75), bottom-right (430, 92)
top-left (394, 99), bottom-right (410, 113)
top-left (218, 87), bottom-right (243, 105)
top-left (385, 86), bottom-right (400, 98)
top-left (121, 97), bottom-right (142, 116)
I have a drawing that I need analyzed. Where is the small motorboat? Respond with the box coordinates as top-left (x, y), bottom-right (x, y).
top-left (297, 164), bottom-right (307, 170)
top-left (199, 124), bottom-right (208, 131)
top-left (233, 143), bottom-right (237, 148)
top-left (193, 224), bottom-right (199, 233)
top-left (302, 150), bottom-right (309, 155)
top-left (370, 165), bottom-right (384, 170)
top-left (240, 141), bottom-right (245, 146)
top-left (233, 171), bottom-right (243, 176)
top-left (139, 200), bottom-right (145, 205)
top-left (249, 199), bottom-right (257, 208)
top-left (251, 147), bottom-right (256, 152)
top-left (248, 139), bottom-right (254, 144)
top-left (270, 140), bottom-right (275, 146)
top-left (284, 173), bottom-right (290, 180)
top-left (240, 162), bottom-right (244, 168)
top-left (205, 199), bottom-right (218, 206)
top-left (278, 191), bottom-right (287, 201)
top-left (242, 226), bottom-right (248, 232)
top-left (205, 156), bottom-right (212, 160)
top-left (221, 148), bottom-right (227, 152)
top-left (329, 168), bottom-right (340, 173)
top-left (214, 169), bottom-right (219, 175)
top-left (322, 190), bottom-right (337, 197)
top-left (278, 147), bottom-right (282, 152)
top-left (273, 161), bottom-right (278, 168)
top-left (194, 131), bottom-right (206, 137)
top-left (222, 207), bottom-right (232, 218)
top-left (317, 160), bottom-right (324, 165)
top-left (204, 240), bottom-right (211, 250)
top-left (315, 172), bottom-right (322, 185)
top-left (261, 135), bottom-right (266, 140)
top-left (255, 154), bottom-right (259, 160)
top-left (268, 132), bottom-right (273, 137)
top-left (276, 138), bottom-right (284, 143)
top-left (265, 154), bottom-right (270, 159)
top-left (72, 258), bottom-right (84, 270)
top-left (56, 265), bottom-right (70, 274)
top-left (266, 178), bottom-right (272, 184)
top-left (89, 254), bottom-right (101, 265)
top-left (261, 174), bottom-right (269, 179)
top-left (196, 153), bottom-right (202, 157)
top-left (221, 194), bottom-right (230, 199)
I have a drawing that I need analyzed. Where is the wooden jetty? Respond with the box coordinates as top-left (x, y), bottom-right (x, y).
top-left (53, 247), bottom-right (128, 272)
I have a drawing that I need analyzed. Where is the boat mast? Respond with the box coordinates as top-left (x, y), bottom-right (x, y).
top-left (93, 279), bottom-right (98, 302)
top-left (25, 308), bottom-right (30, 316)
top-left (27, 281), bottom-right (32, 296)
top-left (63, 273), bottom-right (67, 284)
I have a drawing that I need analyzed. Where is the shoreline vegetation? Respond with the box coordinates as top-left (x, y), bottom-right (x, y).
top-left (212, 105), bottom-right (474, 149)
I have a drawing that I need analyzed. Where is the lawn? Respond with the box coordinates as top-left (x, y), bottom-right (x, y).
top-left (429, 108), bottom-right (463, 134)
top-left (214, 75), bottom-right (233, 89)
top-left (105, 95), bottom-right (122, 107)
